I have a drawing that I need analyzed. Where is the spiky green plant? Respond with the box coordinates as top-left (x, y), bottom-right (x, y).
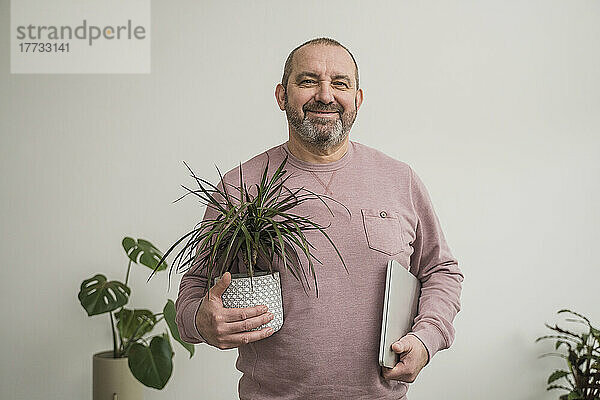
top-left (536, 309), bottom-right (600, 400)
top-left (151, 155), bottom-right (350, 297)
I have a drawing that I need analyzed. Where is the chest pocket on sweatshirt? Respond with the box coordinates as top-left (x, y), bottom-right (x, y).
top-left (361, 208), bottom-right (404, 256)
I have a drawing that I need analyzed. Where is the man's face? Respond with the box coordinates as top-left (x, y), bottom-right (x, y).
top-left (278, 44), bottom-right (363, 150)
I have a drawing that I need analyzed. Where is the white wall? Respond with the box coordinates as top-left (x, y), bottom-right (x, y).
top-left (1, 1), bottom-right (599, 399)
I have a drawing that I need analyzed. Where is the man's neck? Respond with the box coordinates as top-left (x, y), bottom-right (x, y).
top-left (287, 133), bottom-right (349, 164)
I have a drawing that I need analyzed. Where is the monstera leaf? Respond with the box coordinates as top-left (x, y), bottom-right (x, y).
top-left (163, 299), bottom-right (195, 358)
top-left (122, 237), bottom-right (167, 271)
top-left (78, 274), bottom-right (130, 316)
top-left (115, 308), bottom-right (157, 342)
top-left (128, 334), bottom-right (173, 389)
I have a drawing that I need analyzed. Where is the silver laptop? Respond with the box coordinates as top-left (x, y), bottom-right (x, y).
top-left (379, 259), bottom-right (421, 368)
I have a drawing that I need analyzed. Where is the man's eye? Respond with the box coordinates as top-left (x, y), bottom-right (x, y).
top-left (333, 82), bottom-right (349, 88)
top-left (301, 79), bottom-right (316, 84)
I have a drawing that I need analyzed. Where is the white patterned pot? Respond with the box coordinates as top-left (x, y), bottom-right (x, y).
top-left (214, 271), bottom-right (283, 333)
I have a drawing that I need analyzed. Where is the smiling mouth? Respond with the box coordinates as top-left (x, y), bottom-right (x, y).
top-left (307, 110), bottom-right (338, 116)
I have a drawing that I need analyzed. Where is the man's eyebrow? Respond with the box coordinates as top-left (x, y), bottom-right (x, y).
top-left (331, 74), bottom-right (352, 83)
top-left (296, 72), bottom-right (353, 83)
top-left (295, 72), bottom-right (320, 80)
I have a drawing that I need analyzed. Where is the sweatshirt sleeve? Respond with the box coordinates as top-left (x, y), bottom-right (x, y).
top-left (407, 166), bottom-right (464, 365)
top-left (174, 180), bottom-right (227, 345)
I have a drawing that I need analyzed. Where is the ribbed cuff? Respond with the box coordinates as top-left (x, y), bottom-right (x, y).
top-left (178, 297), bottom-right (206, 344)
top-left (192, 298), bottom-right (207, 342)
top-left (409, 322), bottom-right (448, 365)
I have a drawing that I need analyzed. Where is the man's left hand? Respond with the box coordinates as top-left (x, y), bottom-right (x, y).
top-left (381, 334), bottom-right (429, 383)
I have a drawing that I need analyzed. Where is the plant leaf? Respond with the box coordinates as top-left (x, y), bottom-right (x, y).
top-left (115, 308), bottom-right (156, 341)
top-left (548, 370), bottom-right (569, 384)
top-left (536, 335), bottom-right (579, 344)
top-left (128, 334), bottom-right (173, 389)
top-left (163, 299), bottom-right (195, 358)
top-left (547, 384), bottom-right (572, 392)
top-left (78, 274), bottom-right (130, 316)
top-left (567, 390), bottom-right (582, 400)
top-left (544, 323), bottom-right (583, 340)
top-left (558, 309), bottom-right (591, 326)
top-left (122, 237), bottom-right (168, 271)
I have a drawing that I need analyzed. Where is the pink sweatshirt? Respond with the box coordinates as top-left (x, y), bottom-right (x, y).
top-left (175, 140), bottom-right (463, 400)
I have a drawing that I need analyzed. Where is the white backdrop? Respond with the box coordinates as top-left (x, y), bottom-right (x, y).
top-left (1, 1), bottom-right (599, 399)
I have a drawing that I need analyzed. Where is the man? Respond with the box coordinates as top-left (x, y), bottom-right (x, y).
top-left (175, 37), bottom-right (464, 399)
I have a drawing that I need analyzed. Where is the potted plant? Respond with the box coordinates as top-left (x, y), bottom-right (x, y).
top-left (78, 237), bottom-right (195, 399)
top-left (536, 309), bottom-right (600, 400)
top-left (150, 155), bottom-right (350, 334)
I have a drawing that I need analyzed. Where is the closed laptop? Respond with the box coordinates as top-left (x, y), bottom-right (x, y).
top-left (379, 259), bottom-right (421, 368)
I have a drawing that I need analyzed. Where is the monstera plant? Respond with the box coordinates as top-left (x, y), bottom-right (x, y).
top-left (78, 237), bottom-right (195, 390)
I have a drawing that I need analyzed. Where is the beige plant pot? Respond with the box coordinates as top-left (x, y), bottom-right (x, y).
top-left (93, 351), bottom-right (143, 400)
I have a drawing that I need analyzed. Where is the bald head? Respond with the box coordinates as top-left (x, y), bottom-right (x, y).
top-left (281, 37), bottom-right (359, 92)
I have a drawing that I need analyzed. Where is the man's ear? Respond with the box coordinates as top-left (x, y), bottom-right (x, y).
top-left (275, 83), bottom-right (286, 111)
top-left (355, 88), bottom-right (364, 111)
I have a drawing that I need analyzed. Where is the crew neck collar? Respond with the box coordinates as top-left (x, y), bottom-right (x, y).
top-left (280, 140), bottom-right (355, 172)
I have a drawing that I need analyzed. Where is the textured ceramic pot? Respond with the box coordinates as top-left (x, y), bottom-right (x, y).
top-left (93, 351), bottom-right (143, 400)
top-left (214, 271), bottom-right (283, 333)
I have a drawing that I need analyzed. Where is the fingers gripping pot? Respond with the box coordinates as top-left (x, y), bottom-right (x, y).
top-left (214, 271), bottom-right (283, 333)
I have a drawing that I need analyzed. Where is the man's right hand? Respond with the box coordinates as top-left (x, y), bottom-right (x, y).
top-left (195, 271), bottom-right (275, 350)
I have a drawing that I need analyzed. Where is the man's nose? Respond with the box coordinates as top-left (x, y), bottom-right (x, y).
top-left (314, 82), bottom-right (334, 104)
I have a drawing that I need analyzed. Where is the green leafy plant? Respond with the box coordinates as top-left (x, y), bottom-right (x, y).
top-left (150, 155), bottom-right (350, 297)
top-left (536, 309), bottom-right (600, 400)
top-left (78, 237), bottom-right (195, 389)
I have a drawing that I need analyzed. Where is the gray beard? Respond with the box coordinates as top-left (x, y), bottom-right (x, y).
top-left (284, 96), bottom-right (355, 151)
top-left (292, 115), bottom-right (346, 150)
